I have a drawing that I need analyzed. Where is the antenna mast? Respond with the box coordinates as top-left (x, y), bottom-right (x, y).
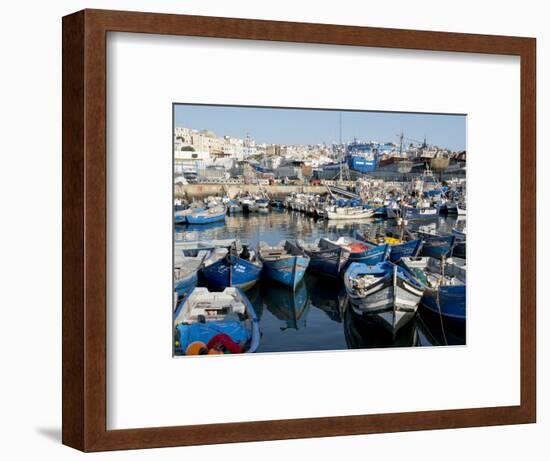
top-left (339, 112), bottom-right (343, 182)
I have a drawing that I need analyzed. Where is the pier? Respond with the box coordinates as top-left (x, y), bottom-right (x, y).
top-left (175, 184), bottom-right (332, 200)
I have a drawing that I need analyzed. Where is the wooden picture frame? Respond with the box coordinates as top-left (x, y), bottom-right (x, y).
top-left (62, 9), bottom-right (536, 452)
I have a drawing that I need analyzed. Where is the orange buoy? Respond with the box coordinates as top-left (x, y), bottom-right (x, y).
top-left (186, 341), bottom-right (208, 355)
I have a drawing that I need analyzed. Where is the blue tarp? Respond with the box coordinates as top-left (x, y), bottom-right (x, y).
top-left (175, 320), bottom-right (249, 353)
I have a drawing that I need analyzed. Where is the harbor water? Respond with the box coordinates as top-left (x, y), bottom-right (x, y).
top-left (175, 210), bottom-right (466, 353)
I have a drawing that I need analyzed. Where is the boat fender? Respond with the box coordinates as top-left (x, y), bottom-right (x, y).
top-left (186, 341), bottom-right (208, 355)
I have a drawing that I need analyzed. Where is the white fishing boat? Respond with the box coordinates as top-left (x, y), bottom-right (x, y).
top-left (446, 201), bottom-right (458, 214)
top-left (326, 206), bottom-right (375, 220)
top-left (344, 262), bottom-right (424, 333)
top-left (173, 287), bottom-right (260, 355)
top-left (174, 238), bottom-right (236, 252)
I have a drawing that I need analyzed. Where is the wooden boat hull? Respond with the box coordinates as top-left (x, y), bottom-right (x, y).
top-left (388, 239), bottom-right (423, 262)
top-left (303, 246), bottom-right (349, 278)
top-left (186, 211), bottom-right (226, 224)
top-left (401, 205), bottom-right (439, 221)
top-left (202, 255), bottom-right (262, 291)
top-left (262, 255), bottom-right (310, 290)
top-left (344, 262), bottom-right (424, 333)
top-left (419, 234), bottom-right (456, 259)
top-left (347, 244), bottom-right (390, 266)
top-left (421, 285), bottom-right (466, 327)
top-left (174, 271), bottom-right (198, 298)
top-left (327, 207), bottom-right (375, 220)
top-left (398, 256), bottom-right (466, 330)
top-left (173, 287), bottom-right (260, 354)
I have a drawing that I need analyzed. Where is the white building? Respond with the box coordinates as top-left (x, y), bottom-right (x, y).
top-left (174, 150), bottom-right (210, 174)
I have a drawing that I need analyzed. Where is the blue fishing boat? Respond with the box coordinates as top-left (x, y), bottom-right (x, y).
top-left (227, 200), bottom-right (243, 214)
top-left (319, 237), bottom-right (390, 268)
top-left (173, 253), bottom-right (204, 299)
top-left (355, 230), bottom-right (423, 263)
top-left (416, 233), bottom-right (456, 259)
top-left (256, 198), bottom-right (270, 212)
top-left (173, 287), bottom-right (260, 355)
top-left (186, 205), bottom-right (226, 225)
top-left (387, 239), bottom-right (423, 262)
top-left (296, 239), bottom-right (349, 279)
top-left (201, 243), bottom-right (263, 291)
top-left (400, 203), bottom-right (439, 221)
top-left (174, 206), bottom-right (205, 225)
top-left (174, 212), bottom-right (188, 225)
top-left (399, 256), bottom-right (466, 328)
top-left (258, 240), bottom-right (310, 290)
top-left (346, 142), bottom-right (379, 173)
top-left (343, 261), bottom-right (424, 333)
top-left (270, 198), bottom-right (285, 208)
top-left (363, 203), bottom-right (387, 217)
top-left (451, 227), bottom-right (467, 259)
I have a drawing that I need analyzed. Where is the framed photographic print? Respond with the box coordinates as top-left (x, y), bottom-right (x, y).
top-left (62, 9), bottom-right (536, 451)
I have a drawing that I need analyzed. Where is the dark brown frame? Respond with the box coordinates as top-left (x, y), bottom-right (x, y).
top-left (62, 9), bottom-right (536, 452)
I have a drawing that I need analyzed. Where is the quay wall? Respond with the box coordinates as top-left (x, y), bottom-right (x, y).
top-left (175, 184), bottom-right (330, 200)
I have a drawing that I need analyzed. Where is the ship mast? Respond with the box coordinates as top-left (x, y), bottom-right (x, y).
top-left (339, 112), bottom-right (343, 182)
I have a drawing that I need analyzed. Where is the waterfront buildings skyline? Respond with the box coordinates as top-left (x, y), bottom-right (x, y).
top-left (174, 104), bottom-right (466, 151)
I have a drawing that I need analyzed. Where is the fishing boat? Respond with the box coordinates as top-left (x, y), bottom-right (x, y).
top-left (258, 240), bottom-right (311, 290)
top-left (400, 202), bottom-right (439, 221)
top-left (174, 206), bottom-right (204, 225)
top-left (270, 198), bottom-right (285, 208)
top-left (415, 229), bottom-right (456, 259)
top-left (315, 207), bottom-right (326, 219)
top-left (174, 238), bottom-right (236, 252)
top-left (227, 200), bottom-right (243, 214)
top-left (343, 261), bottom-right (424, 333)
top-left (320, 236), bottom-right (390, 267)
top-left (363, 202), bottom-right (387, 217)
top-left (173, 287), bottom-right (260, 355)
top-left (355, 229), bottom-right (422, 263)
top-left (451, 227), bottom-right (467, 259)
top-left (173, 249), bottom-right (209, 299)
top-left (399, 256), bottom-right (466, 328)
top-left (446, 201), bottom-right (458, 214)
top-left (201, 242), bottom-right (263, 291)
top-left (296, 239), bottom-right (350, 279)
top-left (346, 141), bottom-right (379, 173)
top-left (326, 206), bottom-right (375, 220)
top-left (385, 200), bottom-right (401, 219)
top-left (239, 196), bottom-right (257, 213)
top-left (186, 205), bottom-right (226, 225)
top-left (256, 198), bottom-right (270, 213)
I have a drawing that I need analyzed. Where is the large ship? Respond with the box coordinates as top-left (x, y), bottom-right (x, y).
top-left (346, 141), bottom-right (379, 174)
top-left (375, 133), bottom-right (413, 175)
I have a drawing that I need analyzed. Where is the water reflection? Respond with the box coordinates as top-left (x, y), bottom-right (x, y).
top-left (305, 275), bottom-right (346, 323)
top-left (344, 305), bottom-right (421, 348)
top-left (176, 210), bottom-right (466, 352)
top-left (262, 280), bottom-right (310, 330)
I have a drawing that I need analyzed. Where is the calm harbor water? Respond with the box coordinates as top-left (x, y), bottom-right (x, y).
top-left (175, 210), bottom-right (466, 352)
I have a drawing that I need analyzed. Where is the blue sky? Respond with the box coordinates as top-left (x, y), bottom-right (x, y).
top-left (174, 104), bottom-right (466, 151)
